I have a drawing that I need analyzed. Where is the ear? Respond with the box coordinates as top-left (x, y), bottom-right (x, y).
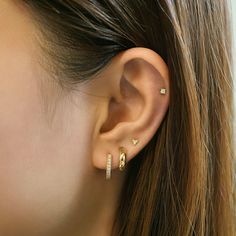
top-left (90, 47), bottom-right (169, 171)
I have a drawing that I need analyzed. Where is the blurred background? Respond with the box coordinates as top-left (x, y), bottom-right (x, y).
top-left (233, 1), bottom-right (236, 69)
top-left (232, 1), bottom-right (235, 138)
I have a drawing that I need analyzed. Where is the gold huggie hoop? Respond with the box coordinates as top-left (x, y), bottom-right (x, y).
top-left (106, 153), bottom-right (112, 180)
top-left (119, 147), bottom-right (126, 171)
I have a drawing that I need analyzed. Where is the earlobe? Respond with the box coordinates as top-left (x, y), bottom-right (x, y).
top-left (91, 47), bottom-right (169, 176)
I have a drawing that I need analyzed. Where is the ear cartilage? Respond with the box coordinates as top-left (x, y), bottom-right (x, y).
top-left (160, 88), bottom-right (167, 95)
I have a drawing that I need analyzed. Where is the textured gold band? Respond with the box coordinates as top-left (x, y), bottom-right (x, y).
top-left (119, 147), bottom-right (126, 171)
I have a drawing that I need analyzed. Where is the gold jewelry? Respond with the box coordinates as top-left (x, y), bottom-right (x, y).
top-left (119, 147), bottom-right (126, 171)
top-left (106, 153), bottom-right (112, 180)
top-left (132, 138), bottom-right (139, 146)
top-left (160, 88), bottom-right (167, 95)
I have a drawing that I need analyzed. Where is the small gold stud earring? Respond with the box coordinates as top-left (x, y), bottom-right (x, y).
top-left (160, 88), bottom-right (167, 95)
top-left (119, 147), bottom-right (127, 171)
top-left (106, 153), bottom-right (112, 180)
top-left (132, 138), bottom-right (139, 146)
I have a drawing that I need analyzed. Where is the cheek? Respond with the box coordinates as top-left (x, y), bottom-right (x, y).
top-left (0, 2), bottom-right (94, 234)
top-left (0, 66), bottom-right (92, 234)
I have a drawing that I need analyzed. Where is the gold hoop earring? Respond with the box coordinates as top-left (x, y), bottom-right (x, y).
top-left (119, 147), bottom-right (126, 171)
top-left (106, 153), bottom-right (112, 180)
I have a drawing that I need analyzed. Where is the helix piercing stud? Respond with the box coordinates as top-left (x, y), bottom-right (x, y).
top-left (160, 88), bottom-right (167, 95)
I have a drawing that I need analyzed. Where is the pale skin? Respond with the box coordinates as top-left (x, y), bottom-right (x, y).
top-left (0, 1), bottom-right (170, 236)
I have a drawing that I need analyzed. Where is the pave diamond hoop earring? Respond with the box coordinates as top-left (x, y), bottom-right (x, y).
top-left (106, 153), bottom-right (112, 180)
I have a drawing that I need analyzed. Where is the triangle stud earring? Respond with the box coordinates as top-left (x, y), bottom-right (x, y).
top-left (132, 139), bottom-right (139, 146)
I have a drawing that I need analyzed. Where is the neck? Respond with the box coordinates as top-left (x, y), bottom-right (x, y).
top-left (56, 168), bottom-right (126, 236)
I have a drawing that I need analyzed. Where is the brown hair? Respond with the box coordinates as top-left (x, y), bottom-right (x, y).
top-left (22, 0), bottom-right (235, 235)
